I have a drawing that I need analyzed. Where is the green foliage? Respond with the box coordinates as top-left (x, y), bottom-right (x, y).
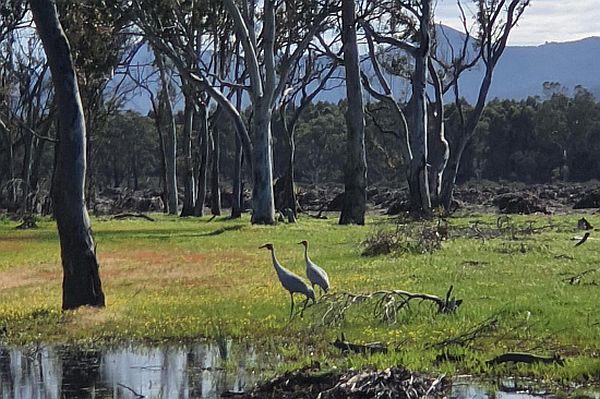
top-left (0, 214), bottom-right (600, 383)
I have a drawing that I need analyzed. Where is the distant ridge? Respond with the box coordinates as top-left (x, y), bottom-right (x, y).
top-left (119, 25), bottom-right (600, 112)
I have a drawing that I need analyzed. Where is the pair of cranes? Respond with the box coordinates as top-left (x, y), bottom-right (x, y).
top-left (259, 240), bottom-right (330, 318)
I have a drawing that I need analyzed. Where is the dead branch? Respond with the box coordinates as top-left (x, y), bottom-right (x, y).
top-left (574, 232), bottom-right (590, 247)
top-left (317, 286), bottom-right (461, 326)
top-left (563, 268), bottom-right (597, 285)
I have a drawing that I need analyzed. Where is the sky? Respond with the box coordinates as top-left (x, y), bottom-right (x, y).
top-left (434, 0), bottom-right (600, 46)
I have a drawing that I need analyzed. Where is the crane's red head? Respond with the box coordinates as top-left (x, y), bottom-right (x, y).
top-left (259, 243), bottom-right (274, 251)
top-left (297, 240), bottom-right (308, 246)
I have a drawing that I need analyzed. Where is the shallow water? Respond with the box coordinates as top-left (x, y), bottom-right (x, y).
top-left (0, 343), bottom-right (597, 398)
top-left (0, 341), bottom-right (271, 399)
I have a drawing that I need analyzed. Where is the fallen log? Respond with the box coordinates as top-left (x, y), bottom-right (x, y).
top-left (15, 215), bottom-right (38, 229)
top-left (486, 352), bottom-right (565, 367)
top-left (332, 333), bottom-right (388, 355)
top-left (112, 213), bottom-right (155, 221)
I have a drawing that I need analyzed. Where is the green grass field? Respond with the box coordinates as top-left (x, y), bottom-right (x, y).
top-left (0, 212), bottom-right (599, 384)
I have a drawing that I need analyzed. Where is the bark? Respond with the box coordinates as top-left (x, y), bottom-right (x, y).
top-left (231, 132), bottom-right (243, 218)
top-left (407, 0), bottom-right (432, 214)
top-left (428, 59), bottom-right (449, 207)
top-left (194, 103), bottom-right (209, 216)
top-left (156, 52), bottom-right (178, 215)
top-left (210, 123), bottom-right (221, 216)
top-left (339, 0), bottom-right (367, 225)
top-left (180, 90), bottom-right (196, 216)
top-left (277, 102), bottom-right (298, 219)
top-left (231, 90), bottom-right (243, 219)
top-left (250, 100), bottom-right (276, 224)
top-left (29, 136), bottom-right (46, 197)
top-left (84, 112), bottom-right (96, 210)
top-left (30, 0), bottom-right (104, 310)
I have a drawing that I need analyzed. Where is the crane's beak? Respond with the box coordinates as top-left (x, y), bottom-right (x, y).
top-left (258, 244), bottom-right (270, 249)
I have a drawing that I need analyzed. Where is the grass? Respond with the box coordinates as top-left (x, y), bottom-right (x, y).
top-left (0, 212), bottom-right (599, 387)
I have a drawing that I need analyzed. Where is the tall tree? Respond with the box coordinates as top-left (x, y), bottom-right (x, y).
top-left (439, 0), bottom-right (530, 209)
top-left (362, 0), bottom-right (434, 213)
top-left (155, 51), bottom-right (178, 214)
top-left (339, 0), bottom-right (367, 225)
top-left (130, 0), bottom-right (332, 224)
top-left (30, 0), bottom-right (105, 309)
top-left (180, 84), bottom-right (196, 216)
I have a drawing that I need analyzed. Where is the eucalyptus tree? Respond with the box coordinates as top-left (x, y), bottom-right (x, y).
top-left (154, 49), bottom-right (178, 214)
top-left (339, 0), bottom-right (367, 224)
top-left (438, 0), bottom-right (530, 209)
top-left (361, 0), bottom-right (434, 213)
top-left (128, 0), bottom-right (334, 224)
top-left (0, 0), bottom-right (28, 207)
top-left (30, 0), bottom-right (105, 309)
top-left (276, 51), bottom-right (339, 221)
top-left (0, 30), bottom-right (54, 213)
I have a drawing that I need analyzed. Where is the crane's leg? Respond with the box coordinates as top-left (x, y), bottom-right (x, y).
top-left (300, 296), bottom-right (309, 317)
top-left (289, 292), bottom-right (295, 319)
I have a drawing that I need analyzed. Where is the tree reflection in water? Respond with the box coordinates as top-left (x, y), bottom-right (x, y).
top-left (0, 342), bottom-right (264, 399)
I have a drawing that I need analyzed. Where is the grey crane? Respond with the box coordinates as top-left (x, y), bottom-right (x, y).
top-left (259, 243), bottom-right (315, 318)
top-left (298, 240), bottom-right (330, 295)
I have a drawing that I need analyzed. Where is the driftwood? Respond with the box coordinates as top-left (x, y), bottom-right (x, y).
top-left (111, 213), bottom-right (155, 221)
top-left (486, 352), bottom-right (565, 367)
top-left (332, 333), bottom-right (388, 355)
top-left (318, 286), bottom-right (462, 326)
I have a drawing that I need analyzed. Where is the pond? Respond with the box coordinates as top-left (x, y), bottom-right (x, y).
top-left (0, 341), bottom-right (274, 399)
top-left (0, 343), bottom-right (597, 398)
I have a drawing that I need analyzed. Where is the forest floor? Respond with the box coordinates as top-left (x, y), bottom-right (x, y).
top-left (0, 210), bottom-right (599, 392)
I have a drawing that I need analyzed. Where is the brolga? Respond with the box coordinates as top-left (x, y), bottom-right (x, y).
top-left (259, 243), bottom-right (315, 318)
top-left (298, 240), bottom-right (330, 296)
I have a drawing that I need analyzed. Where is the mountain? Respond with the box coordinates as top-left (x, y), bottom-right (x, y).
top-left (438, 25), bottom-right (600, 102)
top-left (118, 26), bottom-right (600, 113)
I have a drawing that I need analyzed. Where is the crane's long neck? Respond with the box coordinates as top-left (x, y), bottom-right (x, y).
top-left (270, 249), bottom-right (282, 273)
top-left (303, 244), bottom-right (310, 263)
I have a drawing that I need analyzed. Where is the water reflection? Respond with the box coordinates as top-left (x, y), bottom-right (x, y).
top-left (0, 342), bottom-right (267, 399)
top-left (1, 345), bottom-right (598, 398)
top-left (451, 377), bottom-right (599, 399)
